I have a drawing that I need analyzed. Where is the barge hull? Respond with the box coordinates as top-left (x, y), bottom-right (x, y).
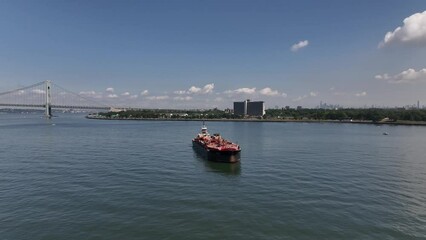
top-left (192, 141), bottom-right (240, 163)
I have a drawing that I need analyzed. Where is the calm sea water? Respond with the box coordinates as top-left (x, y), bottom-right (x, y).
top-left (0, 113), bottom-right (425, 239)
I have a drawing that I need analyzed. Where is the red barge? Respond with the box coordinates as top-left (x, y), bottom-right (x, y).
top-left (192, 123), bottom-right (241, 163)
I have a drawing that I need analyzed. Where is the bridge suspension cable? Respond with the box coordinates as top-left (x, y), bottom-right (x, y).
top-left (0, 81), bottom-right (113, 117)
top-left (50, 82), bottom-right (112, 110)
top-left (0, 81), bottom-right (45, 96)
top-left (0, 81), bottom-right (46, 108)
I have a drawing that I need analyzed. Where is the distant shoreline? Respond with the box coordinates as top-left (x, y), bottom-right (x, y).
top-left (86, 115), bottom-right (426, 126)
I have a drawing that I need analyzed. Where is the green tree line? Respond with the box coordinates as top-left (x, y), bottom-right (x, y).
top-left (98, 108), bottom-right (426, 122)
top-left (264, 108), bottom-right (426, 122)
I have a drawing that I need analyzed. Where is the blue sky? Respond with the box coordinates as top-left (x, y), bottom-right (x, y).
top-left (1, 0), bottom-right (426, 108)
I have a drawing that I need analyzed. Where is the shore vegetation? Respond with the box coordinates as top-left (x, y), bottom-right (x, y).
top-left (92, 108), bottom-right (426, 124)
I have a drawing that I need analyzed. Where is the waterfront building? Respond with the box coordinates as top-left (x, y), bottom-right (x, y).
top-left (247, 101), bottom-right (265, 116)
top-left (233, 101), bottom-right (246, 116)
top-left (233, 99), bottom-right (265, 116)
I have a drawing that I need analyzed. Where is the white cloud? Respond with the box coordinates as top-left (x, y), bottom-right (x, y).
top-left (225, 87), bottom-right (256, 94)
top-left (176, 83), bottom-right (215, 95)
top-left (292, 91), bottom-right (318, 101)
top-left (146, 95), bottom-right (169, 100)
top-left (106, 87), bottom-right (114, 93)
top-left (355, 91), bottom-right (367, 97)
top-left (129, 95), bottom-right (138, 99)
top-left (173, 96), bottom-right (193, 101)
top-left (374, 74), bottom-right (390, 80)
top-left (17, 90), bottom-right (25, 95)
top-left (224, 87), bottom-right (286, 97)
top-left (107, 94), bottom-right (118, 98)
top-left (32, 89), bottom-right (46, 94)
top-left (291, 40), bottom-right (309, 52)
top-left (202, 83), bottom-right (214, 93)
top-left (79, 90), bottom-right (97, 95)
top-left (140, 90), bottom-right (149, 96)
top-left (379, 11), bottom-right (426, 47)
top-left (259, 87), bottom-right (279, 96)
top-left (376, 68), bottom-right (426, 83)
top-left (79, 90), bottom-right (103, 99)
top-left (174, 90), bottom-right (187, 95)
top-left (188, 86), bottom-right (201, 93)
top-left (121, 92), bottom-right (130, 96)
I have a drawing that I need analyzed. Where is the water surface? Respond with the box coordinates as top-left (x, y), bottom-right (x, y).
top-left (0, 114), bottom-right (425, 239)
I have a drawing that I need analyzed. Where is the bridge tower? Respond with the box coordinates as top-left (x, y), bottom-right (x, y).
top-left (45, 80), bottom-right (52, 118)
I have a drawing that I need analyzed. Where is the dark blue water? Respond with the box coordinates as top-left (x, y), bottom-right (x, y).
top-left (1, 113), bottom-right (425, 239)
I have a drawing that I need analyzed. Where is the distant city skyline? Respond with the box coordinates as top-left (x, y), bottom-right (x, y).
top-left (1, 0), bottom-right (426, 109)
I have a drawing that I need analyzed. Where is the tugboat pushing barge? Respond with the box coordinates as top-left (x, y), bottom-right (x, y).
top-left (192, 123), bottom-right (241, 163)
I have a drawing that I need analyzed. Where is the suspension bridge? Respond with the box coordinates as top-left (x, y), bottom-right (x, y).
top-left (0, 81), bottom-right (112, 117)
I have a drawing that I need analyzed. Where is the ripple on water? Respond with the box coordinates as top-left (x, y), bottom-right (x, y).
top-left (0, 116), bottom-right (425, 239)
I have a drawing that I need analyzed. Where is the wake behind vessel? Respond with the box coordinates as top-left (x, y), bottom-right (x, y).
top-left (192, 122), bottom-right (241, 163)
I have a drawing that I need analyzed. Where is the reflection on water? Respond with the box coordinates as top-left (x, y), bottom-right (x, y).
top-left (204, 160), bottom-right (241, 175)
top-left (192, 151), bottom-right (241, 175)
